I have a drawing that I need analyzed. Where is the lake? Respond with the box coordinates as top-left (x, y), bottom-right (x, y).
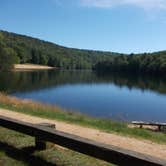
top-left (0, 70), bottom-right (166, 122)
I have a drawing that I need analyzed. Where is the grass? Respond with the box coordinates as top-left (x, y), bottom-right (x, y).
top-left (0, 127), bottom-right (113, 166)
top-left (0, 93), bottom-right (166, 144)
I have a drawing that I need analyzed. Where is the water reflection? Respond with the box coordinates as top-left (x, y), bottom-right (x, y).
top-left (1, 70), bottom-right (166, 94)
top-left (0, 70), bottom-right (166, 122)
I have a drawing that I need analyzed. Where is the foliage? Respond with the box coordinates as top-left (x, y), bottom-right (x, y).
top-left (94, 53), bottom-right (166, 75)
top-left (0, 32), bottom-right (19, 71)
top-left (0, 30), bottom-right (120, 69)
top-left (1, 30), bottom-right (166, 74)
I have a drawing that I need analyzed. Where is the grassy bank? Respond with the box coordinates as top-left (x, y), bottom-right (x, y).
top-left (0, 127), bottom-right (112, 166)
top-left (0, 93), bottom-right (166, 144)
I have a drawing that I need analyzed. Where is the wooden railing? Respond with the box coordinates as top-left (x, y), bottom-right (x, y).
top-left (0, 115), bottom-right (165, 166)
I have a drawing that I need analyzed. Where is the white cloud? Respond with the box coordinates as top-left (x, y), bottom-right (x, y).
top-left (80, 0), bottom-right (166, 9)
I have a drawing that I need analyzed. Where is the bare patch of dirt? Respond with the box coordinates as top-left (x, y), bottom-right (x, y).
top-left (14, 64), bottom-right (56, 70)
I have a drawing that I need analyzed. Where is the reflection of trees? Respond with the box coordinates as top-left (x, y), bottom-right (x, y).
top-left (0, 70), bottom-right (166, 94)
top-left (96, 72), bottom-right (166, 94)
top-left (0, 70), bottom-right (97, 93)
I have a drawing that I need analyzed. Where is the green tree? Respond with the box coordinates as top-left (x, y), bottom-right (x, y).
top-left (0, 33), bottom-right (19, 71)
top-left (0, 47), bottom-right (19, 71)
top-left (39, 53), bottom-right (48, 65)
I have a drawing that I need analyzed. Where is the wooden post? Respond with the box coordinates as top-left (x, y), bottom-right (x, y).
top-left (158, 125), bottom-right (161, 131)
top-left (35, 123), bottom-right (56, 150)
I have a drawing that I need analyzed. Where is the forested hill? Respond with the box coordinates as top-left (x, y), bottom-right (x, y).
top-left (0, 30), bottom-right (166, 75)
top-left (0, 30), bottom-right (121, 70)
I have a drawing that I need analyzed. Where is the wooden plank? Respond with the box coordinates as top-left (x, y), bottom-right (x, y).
top-left (35, 123), bottom-right (56, 150)
top-left (132, 121), bottom-right (166, 126)
top-left (0, 115), bottom-right (165, 166)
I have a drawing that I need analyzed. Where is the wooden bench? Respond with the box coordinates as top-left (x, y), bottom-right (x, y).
top-left (0, 115), bottom-right (165, 166)
top-left (132, 121), bottom-right (166, 131)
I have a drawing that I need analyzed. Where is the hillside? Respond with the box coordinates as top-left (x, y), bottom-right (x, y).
top-left (0, 30), bottom-right (166, 75)
top-left (0, 30), bottom-right (120, 70)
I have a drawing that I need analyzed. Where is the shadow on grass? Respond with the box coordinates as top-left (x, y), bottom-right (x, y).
top-left (0, 142), bottom-right (56, 166)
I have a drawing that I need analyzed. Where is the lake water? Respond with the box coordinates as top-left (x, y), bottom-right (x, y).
top-left (0, 70), bottom-right (166, 122)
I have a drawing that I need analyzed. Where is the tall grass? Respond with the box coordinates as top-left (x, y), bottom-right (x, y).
top-left (0, 92), bottom-right (166, 144)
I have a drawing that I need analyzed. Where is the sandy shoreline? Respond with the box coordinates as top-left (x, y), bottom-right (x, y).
top-left (14, 64), bottom-right (56, 70)
top-left (0, 108), bottom-right (165, 160)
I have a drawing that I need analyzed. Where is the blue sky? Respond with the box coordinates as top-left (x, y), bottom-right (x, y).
top-left (0, 0), bottom-right (166, 53)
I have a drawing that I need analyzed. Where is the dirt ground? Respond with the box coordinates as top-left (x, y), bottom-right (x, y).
top-left (0, 108), bottom-right (165, 160)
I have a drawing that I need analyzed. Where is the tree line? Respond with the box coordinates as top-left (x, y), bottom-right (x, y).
top-left (0, 30), bottom-right (119, 71)
top-left (93, 53), bottom-right (166, 76)
top-left (0, 30), bottom-right (166, 75)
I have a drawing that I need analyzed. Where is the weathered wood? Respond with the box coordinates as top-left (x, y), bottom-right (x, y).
top-left (35, 123), bottom-right (56, 150)
top-left (0, 115), bottom-right (165, 166)
top-left (132, 121), bottom-right (166, 126)
top-left (132, 121), bottom-right (166, 131)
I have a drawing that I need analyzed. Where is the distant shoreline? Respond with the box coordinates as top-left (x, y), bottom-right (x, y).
top-left (14, 64), bottom-right (56, 71)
